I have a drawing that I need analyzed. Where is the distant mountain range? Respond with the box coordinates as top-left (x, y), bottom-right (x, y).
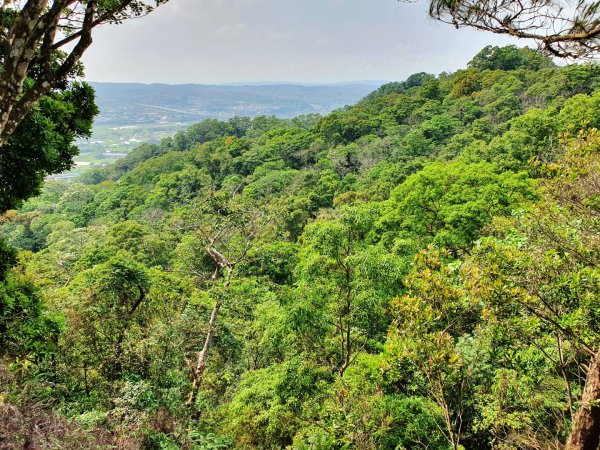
top-left (89, 82), bottom-right (385, 126)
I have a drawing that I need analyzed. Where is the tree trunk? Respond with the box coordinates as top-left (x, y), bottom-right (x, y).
top-left (187, 267), bottom-right (233, 406)
top-left (0, 0), bottom-right (97, 144)
top-left (566, 350), bottom-right (600, 450)
top-left (187, 298), bottom-right (222, 405)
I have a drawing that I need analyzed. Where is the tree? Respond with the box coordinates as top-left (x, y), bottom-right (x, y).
top-left (424, 0), bottom-right (600, 58)
top-left (0, 260), bottom-right (59, 360)
top-left (464, 129), bottom-right (600, 449)
top-left (468, 45), bottom-right (556, 71)
top-left (377, 161), bottom-right (535, 254)
top-left (386, 247), bottom-right (479, 450)
top-left (543, 129), bottom-right (600, 450)
top-left (65, 253), bottom-right (150, 383)
top-left (0, 81), bottom-right (97, 212)
top-left (0, 0), bottom-right (169, 212)
top-left (291, 205), bottom-right (404, 376)
top-left (176, 192), bottom-right (265, 406)
top-left (0, 0), bottom-right (167, 144)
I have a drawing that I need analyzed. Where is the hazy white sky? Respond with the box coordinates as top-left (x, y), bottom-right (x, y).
top-left (82, 0), bottom-right (522, 84)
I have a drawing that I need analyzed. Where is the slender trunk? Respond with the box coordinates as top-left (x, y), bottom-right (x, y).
top-left (83, 362), bottom-right (89, 396)
top-left (187, 267), bottom-right (233, 405)
top-left (426, 373), bottom-right (459, 450)
top-left (113, 332), bottom-right (125, 379)
top-left (557, 334), bottom-right (575, 421)
top-left (338, 266), bottom-right (352, 377)
top-left (437, 380), bottom-right (459, 450)
top-left (187, 298), bottom-right (221, 405)
top-left (345, 294), bottom-right (351, 369)
top-left (566, 350), bottom-right (600, 450)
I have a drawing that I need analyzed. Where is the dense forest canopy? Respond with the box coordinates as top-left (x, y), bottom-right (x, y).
top-left (1, 45), bottom-right (600, 449)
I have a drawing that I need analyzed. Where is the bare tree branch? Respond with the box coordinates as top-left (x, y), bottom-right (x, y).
top-left (404, 0), bottom-right (600, 59)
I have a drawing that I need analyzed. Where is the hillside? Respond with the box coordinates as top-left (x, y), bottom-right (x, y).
top-left (70, 82), bottom-right (382, 179)
top-left (1, 45), bottom-right (599, 449)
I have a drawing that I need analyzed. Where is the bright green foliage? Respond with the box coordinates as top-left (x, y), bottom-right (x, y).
top-left (225, 360), bottom-right (332, 448)
top-left (385, 248), bottom-right (479, 449)
top-left (63, 253), bottom-right (150, 382)
top-left (378, 161), bottom-right (535, 252)
top-left (291, 205), bottom-right (405, 375)
top-left (1, 47), bottom-right (599, 449)
top-left (0, 82), bottom-right (98, 213)
top-left (468, 45), bottom-right (556, 71)
top-left (0, 271), bottom-right (60, 360)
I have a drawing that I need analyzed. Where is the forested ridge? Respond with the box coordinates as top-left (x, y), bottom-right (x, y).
top-left (1, 45), bottom-right (599, 449)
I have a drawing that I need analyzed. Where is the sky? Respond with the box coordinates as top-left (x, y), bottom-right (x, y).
top-left (81, 0), bottom-right (523, 84)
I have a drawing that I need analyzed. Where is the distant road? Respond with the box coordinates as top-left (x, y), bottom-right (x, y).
top-left (137, 104), bottom-right (203, 115)
top-left (89, 82), bottom-right (384, 126)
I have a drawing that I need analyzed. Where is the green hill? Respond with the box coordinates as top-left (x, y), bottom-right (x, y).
top-left (1, 45), bottom-right (599, 449)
